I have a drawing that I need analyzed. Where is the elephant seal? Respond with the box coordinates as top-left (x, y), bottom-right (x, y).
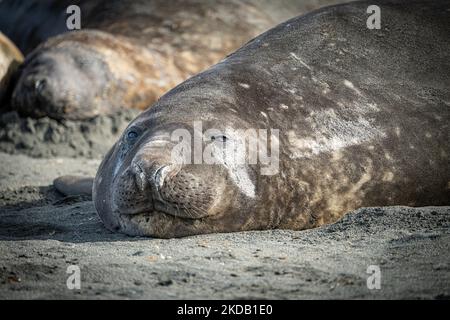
top-left (0, 32), bottom-right (23, 106)
top-left (57, 0), bottom-right (449, 238)
top-left (0, 0), bottom-right (343, 120)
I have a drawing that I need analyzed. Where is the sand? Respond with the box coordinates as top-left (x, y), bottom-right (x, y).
top-left (0, 151), bottom-right (449, 299)
top-left (0, 109), bottom-right (139, 158)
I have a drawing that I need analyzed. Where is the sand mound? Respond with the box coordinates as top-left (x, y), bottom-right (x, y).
top-left (0, 109), bottom-right (139, 158)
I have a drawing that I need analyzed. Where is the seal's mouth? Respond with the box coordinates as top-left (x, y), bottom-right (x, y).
top-left (117, 198), bottom-right (202, 220)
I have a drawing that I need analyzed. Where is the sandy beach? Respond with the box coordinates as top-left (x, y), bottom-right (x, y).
top-left (0, 148), bottom-right (449, 299)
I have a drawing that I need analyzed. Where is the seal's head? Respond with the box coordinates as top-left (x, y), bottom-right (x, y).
top-left (11, 33), bottom-right (115, 120)
top-left (10, 30), bottom-right (160, 120)
top-left (93, 77), bottom-right (277, 238)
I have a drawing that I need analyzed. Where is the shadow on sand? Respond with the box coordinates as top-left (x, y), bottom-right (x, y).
top-left (0, 185), bottom-right (148, 243)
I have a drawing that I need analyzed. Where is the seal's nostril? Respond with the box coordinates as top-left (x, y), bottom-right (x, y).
top-left (34, 79), bottom-right (47, 94)
top-left (133, 163), bottom-right (147, 192)
top-left (153, 165), bottom-right (169, 190)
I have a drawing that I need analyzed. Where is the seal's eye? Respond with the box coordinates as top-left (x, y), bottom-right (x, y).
top-left (126, 130), bottom-right (139, 143)
top-left (120, 127), bottom-right (142, 158)
top-left (211, 135), bottom-right (228, 143)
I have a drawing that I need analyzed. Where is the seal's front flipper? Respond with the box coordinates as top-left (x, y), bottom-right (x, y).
top-left (53, 175), bottom-right (94, 196)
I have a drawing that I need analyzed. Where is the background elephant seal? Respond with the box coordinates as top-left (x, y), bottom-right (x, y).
top-left (56, 0), bottom-right (449, 238)
top-left (0, 32), bottom-right (23, 106)
top-left (0, 0), bottom-right (343, 120)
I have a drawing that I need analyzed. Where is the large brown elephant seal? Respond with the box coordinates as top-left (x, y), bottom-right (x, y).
top-left (0, 0), bottom-right (343, 120)
top-left (57, 0), bottom-right (449, 238)
top-left (0, 32), bottom-right (23, 106)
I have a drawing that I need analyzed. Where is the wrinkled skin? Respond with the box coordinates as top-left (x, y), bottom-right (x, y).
top-left (94, 0), bottom-right (450, 238)
top-left (0, 0), bottom-right (343, 120)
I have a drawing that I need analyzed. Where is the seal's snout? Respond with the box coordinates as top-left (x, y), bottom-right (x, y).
top-left (12, 55), bottom-right (69, 119)
top-left (24, 75), bottom-right (51, 102)
top-left (132, 157), bottom-right (171, 192)
top-left (112, 145), bottom-right (223, 220)
top-left (113, 166), bottom-right (154, 215)
top-left (111, 154), bottom-right (171, 215)
top-left (19, 70), bottom-right (47, 92)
